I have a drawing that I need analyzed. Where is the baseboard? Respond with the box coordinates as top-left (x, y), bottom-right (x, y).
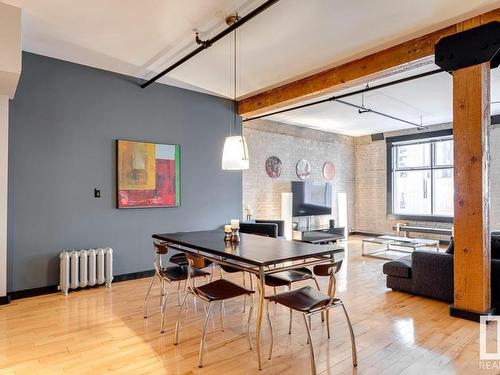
top-left (113, 270), bottom-right (155, 282)
top-left (449, 305), bottom-right (495, 322)
top-left (6, 269), bottom-right (155, 302)
top-left (8, 285), bottom-right (59, 301)
top-left (0, 295), bottom-right (11, 305)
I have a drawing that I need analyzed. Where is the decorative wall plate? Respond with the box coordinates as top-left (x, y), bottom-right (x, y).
top-left (265, 156), bottom-right (282, 178)
top-left (296, 159), bottom-right (311, 180)
top-left (322, 161), bottom-right (335, 181)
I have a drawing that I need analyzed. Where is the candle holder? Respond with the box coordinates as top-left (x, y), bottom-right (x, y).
top-left (224, 225), bottom-right (232, 241)
top-left (230, 227), bottom-right (240, 242)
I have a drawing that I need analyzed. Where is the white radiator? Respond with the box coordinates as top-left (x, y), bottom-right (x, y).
top-left (59, 248), bottom-right (113, 295)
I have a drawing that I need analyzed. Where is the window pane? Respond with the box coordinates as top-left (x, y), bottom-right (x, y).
top-left (434, 140), bottom-right (453, 166)
top-left (394, 143), bottom-right (430, 169)
top-left (393, 170), bottom-right (431, 215)
top-left (433, 169), bottom-right (454, 216)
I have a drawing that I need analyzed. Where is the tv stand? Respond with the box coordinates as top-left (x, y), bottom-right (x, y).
top-left (292, 226), bottom-right (345, 244)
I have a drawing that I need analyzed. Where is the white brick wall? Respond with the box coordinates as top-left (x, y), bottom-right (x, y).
top-left (243, 120), bottom-right (500, 240)
top-left (243, 120), bottom-right (356, 230)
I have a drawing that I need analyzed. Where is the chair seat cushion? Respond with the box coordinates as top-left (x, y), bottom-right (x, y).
top-left (382, 256), bottom-right (412, 279)
top-left (264, 267), bottom-right (313, 287)
top-left (194, 279), bottom-right (254, 301)
top-left (266, 286), bottom-right (334, 312)
top-left (160, 266), bottom-right (209, 281)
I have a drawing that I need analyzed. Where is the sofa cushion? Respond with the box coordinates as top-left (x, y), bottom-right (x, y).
top-left (447, 233), bottom-right (500, 258)
top-left (382, 256), bottom-right (412, 279)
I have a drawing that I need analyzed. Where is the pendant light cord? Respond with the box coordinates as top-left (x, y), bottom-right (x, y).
top-left (233, 23), bottom-right (237, 135)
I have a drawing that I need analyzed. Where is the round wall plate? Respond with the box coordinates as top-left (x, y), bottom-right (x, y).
top-left (296, 159), bottom-right (311, 180)
top-left (322, 161), bottom-right (335, 181)
top-left (265, 156), bottom-right (282, 178)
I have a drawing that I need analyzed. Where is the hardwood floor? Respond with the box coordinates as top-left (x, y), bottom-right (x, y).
top-left (0, 236), bottom-right (498, 374)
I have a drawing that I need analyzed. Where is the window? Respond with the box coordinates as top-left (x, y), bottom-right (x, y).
top-left (388, 131), bottom-right (453, 220)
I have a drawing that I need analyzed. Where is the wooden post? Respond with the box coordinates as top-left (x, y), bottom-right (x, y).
top-left (451, 62), bottom-right (491, 319)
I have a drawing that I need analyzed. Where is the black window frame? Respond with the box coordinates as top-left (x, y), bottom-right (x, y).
top-left (386, 129), bottom-right (454, 223)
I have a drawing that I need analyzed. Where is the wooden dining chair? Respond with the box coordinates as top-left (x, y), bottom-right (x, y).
top-left (264, 259), bottom-right (357, 375)
top-left (143, 242), bottom-right (210, 333)
top-left (174, 254), bottom-right (255, 368)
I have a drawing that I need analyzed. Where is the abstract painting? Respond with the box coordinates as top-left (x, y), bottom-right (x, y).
top-left (117, 140), bottom-right (180, 208)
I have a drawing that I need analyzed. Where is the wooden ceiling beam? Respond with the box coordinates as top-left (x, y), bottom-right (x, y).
top-left (238, 8), bottom-right (500, 118)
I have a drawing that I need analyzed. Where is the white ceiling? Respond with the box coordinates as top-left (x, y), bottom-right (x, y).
top-left (266, 65), bottom-right (500, 136)
top-left (3, 0), bottom-right (500, 135)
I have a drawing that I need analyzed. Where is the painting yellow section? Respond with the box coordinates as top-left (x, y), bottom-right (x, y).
top-left (118, 140), bottom-right (156, 190)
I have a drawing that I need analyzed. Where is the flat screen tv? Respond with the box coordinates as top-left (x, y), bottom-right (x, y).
top-left (292, 181), bottom-right (332, 217)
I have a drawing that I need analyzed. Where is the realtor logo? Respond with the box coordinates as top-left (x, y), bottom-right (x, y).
top-left (480, 316), bottom-right (500, 360)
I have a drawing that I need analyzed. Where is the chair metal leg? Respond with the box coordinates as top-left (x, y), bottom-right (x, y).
top-left (160, 283), bottom-right (170, 333)
top-left (143, 274), bottom-right (157, 318)
top-left (242, 272), bottom-right (247, 313)
top-left (306, 315), bottom-right (312, 344)
top-left (247, 297), bottom-right (254, 350)
top-left (288, 284), bottom-right (292, 334)
top-left (266, 300), bottom-right (274, 359)
top-left (311, 277), bottom-right (324, 322)
top-left (303, 314), bottom-right (317, 375)
top-left (209, 263), bottom-right (215, 282)
top-left (326, 309), bottom-right (331, 339)
top-left (177, 280), bottom-right (181, 306)
top-left (220, 301), bottom-right (225, 332)
top-left (174, 291), bottom-right (189, 345)
top-left (183, 280), bottom-right (189, 310)
top-left (341, 303), bottom-right (358, 367)
top-left (199, 302), bottom-right (214, 368)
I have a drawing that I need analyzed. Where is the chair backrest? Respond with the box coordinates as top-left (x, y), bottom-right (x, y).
top-left (312, 259), bottom-right (343, 304)
top-left (152, 241), bottom-right (168, 274)
top-left (184, 254), bottom-right (211, 296)
top-left (313, 259), bottom-right (342, 277)
top-left (153, 242), bottom-right (168, 255)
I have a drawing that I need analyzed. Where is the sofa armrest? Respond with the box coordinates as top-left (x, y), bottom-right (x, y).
top-left (240, 222), bottom-right (278, 238)
top-left (412, 250), bottom-right (454, 302)
top-left (256, 220), bottom-right (285, 237)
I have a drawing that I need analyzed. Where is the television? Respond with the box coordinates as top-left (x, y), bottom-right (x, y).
top-left (292, 181), bottom-right (332, 217)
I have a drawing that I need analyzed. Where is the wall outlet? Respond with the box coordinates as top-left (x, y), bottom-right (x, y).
top-left (94, 188), bottom-right (101, 198)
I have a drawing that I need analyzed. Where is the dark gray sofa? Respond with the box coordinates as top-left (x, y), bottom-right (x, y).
top-left (240, 220), bottom-right (285, 238)
top-left (383, 233), bottom-right (500, 310)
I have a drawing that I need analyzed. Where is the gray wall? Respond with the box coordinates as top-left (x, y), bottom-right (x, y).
top-left (7, 52), bottom-right (242, 292)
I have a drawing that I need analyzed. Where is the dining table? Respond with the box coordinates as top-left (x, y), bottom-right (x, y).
top-left (152, 229), bottom-right (344, 370)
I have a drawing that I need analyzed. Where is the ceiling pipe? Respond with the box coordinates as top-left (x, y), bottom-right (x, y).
top-left (242, 68), bottom-right (444, 127)
top-left (140, 0), bottom-right (280, 89)
top-left (335, 99), bottom-right (426, 129)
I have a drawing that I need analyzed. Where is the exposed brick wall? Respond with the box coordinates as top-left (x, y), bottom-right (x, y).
top-left (353, 124), bottom-right (454, 240)
top-left (243, 120), bottom-right (500, 240)
top-left (243, 120), bottom-right (356, 230)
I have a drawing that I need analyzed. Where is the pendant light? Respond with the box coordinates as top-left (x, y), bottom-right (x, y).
top-left (222, 14), bottom-right (249, 170)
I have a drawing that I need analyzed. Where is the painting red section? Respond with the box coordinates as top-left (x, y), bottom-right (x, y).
top-left (119, 160), bottom-right (176, 207)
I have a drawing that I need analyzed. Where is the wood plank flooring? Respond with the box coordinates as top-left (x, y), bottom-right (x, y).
top-left (0, 236), bottom-right (498, 374)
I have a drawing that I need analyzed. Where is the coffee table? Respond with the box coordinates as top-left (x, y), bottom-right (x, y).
top-left (362, 235), bottom-right (440, 259)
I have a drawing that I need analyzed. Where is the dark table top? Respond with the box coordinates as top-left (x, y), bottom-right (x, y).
top-left (153, 230), bottom-right (344, 267)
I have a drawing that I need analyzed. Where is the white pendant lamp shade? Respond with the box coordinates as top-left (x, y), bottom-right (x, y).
top-left (222, 135), bottom-right (249, 170)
